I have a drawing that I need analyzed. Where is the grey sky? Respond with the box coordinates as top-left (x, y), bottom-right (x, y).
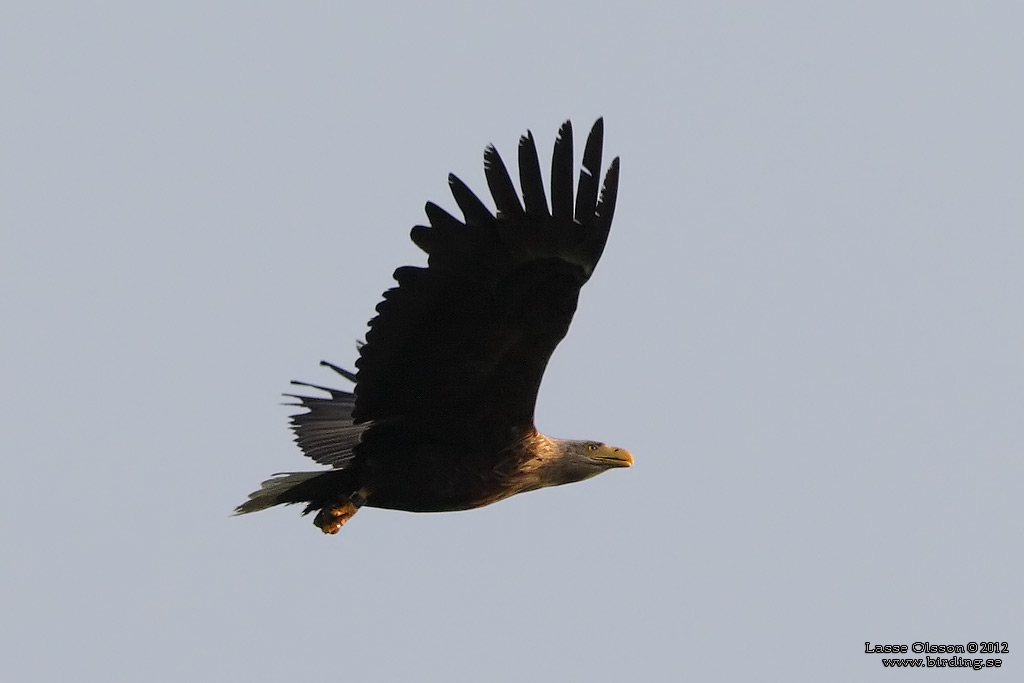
top-left (3, 2), bottom-right (1021, 681)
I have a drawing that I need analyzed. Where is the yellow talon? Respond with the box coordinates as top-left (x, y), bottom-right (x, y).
top-left (314, 501), bottom-right (359, 534)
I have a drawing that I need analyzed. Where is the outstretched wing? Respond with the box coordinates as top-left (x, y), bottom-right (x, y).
top-left (353, 119), bottom-right (620, 441)
top-left (284, 361), bottom-right (368, 468)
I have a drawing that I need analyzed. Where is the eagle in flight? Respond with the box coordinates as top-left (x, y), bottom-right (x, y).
top-left (236, 119), bottom-right (631, 533)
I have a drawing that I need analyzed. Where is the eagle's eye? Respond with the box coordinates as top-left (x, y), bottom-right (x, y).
top-left (587, 443), bottom-right (599, 452)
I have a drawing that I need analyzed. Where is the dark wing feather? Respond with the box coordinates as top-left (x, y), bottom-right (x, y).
top-left (550, 120), bottom-right (574, 219)
top-left (484, 144), bottom-right (524, 219)
top-left (574, 118), bottom-right (603, 222)
top-left (353, 119), bottom-right (620, 440)
top-left (285, 361), bottom-right (368, 468)
top-left (448, 173), bottom-right (494, 228)
top-left (518, 132), bottom-right (549, 218)
top-left (589, 156), bottom-right (620, 265)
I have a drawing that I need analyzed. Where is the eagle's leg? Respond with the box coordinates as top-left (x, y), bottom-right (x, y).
top-left (314, 489), bottom-right (369, 534)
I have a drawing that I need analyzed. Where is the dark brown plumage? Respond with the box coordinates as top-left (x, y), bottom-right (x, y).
top-left (236, 119), bottom-right (631, 534)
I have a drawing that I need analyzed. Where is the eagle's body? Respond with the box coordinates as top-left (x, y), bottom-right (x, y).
top-left (236, 119), bottom-right (631, 533)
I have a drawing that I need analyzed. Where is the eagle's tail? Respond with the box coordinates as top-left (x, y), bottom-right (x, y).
top-left (234, 468), bottom-right (360, 517)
